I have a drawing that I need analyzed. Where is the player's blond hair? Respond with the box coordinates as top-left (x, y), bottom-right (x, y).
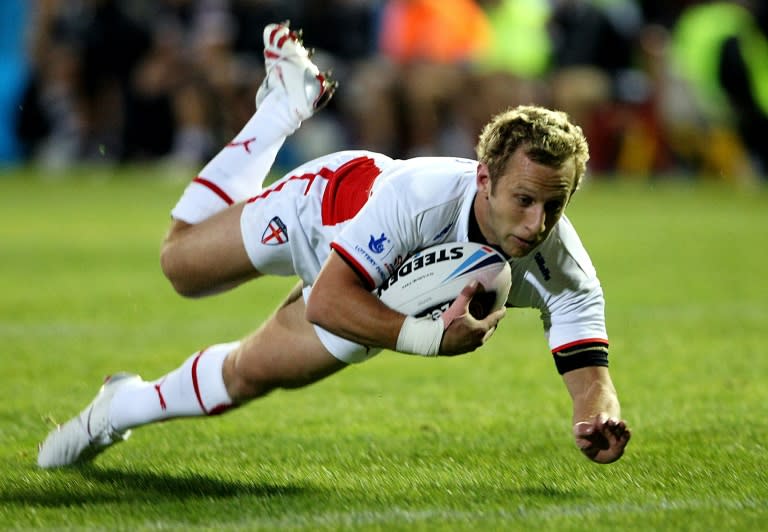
top-left (475, 105), bottom-right (590, 194)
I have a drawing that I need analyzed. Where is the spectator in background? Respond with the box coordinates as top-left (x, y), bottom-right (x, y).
top-left (17, 0), bottom-right (155, 165)
top-left (379, 0), bottom-right (490, 64)
top-left (472, 0), bottom-right (552, 151)
top-left (79, 1), bottom-right (153, 161)
top-left (670, 0), bottom-right (762, 180)
top-left (718, 1), bottom-right (768, 177)
top-left (12, 0), bottom-right (766, 182)
top-left (375, 0), bottom-right (492, 158)
top-left (547, 0), bottom-right (648, 174)
top-left (99, 0), bottom-right (254, 166)
top-left (479, 0), bottom-right (551, 80)
top-left (17, 0), bottom-right (91, 166)
top-left (17, 0), bottom-right (286, 168)
top-left (141, 0), bottom-right (239, 166)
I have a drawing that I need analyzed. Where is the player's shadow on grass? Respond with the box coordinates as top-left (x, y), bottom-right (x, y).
top-left (5, 466), bottom-right (307, 508)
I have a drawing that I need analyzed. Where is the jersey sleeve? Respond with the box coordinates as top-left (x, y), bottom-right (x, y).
top-left (507, 216), bottom-right (610, 374)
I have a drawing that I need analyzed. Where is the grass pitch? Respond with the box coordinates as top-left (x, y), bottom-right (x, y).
top-left (1, 167), bottom-right (766, 530)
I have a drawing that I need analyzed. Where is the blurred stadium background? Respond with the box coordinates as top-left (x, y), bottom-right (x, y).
top-left (0, 0), bottom-right (766, 182)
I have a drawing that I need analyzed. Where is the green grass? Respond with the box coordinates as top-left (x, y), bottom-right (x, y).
top-left (1, 166), bottom-right (766, 530)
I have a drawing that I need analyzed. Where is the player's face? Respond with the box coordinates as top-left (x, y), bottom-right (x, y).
top-left (476, 149), bottom-right (577, 258)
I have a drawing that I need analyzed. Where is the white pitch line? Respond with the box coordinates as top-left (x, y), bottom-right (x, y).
top-left (213, 497), bottom-right (766, 529)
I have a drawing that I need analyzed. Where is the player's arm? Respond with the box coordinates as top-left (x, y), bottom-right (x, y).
top-left (306, 251), bottom-right (404, 350)
top-left (306, 251), bottom-right (502, 355)
top-left (533, 220), bottom-right (630, 462)
top-left (562, 365), bottom-right (631, 464)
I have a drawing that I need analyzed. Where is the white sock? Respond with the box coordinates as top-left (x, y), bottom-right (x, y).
top-left (171, 91), bottom-right (302, 224)
top-left (109, 341), bottom-right (240, 431)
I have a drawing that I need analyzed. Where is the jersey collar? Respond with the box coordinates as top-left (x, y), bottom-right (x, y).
top-left (467, 193), bottom-right (511, 260)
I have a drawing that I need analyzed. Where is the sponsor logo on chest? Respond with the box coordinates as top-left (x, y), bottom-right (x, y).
top-left (376, 246), bottom-right (464, 296)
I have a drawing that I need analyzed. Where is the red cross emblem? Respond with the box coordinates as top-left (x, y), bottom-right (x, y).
top-left (261, 216), bottom-right (288, 245)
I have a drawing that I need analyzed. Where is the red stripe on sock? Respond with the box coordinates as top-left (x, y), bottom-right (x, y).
top-left (227, 136), bottom-right (257, 154)
top-left (208, 404), bottom-right (233, 416)
top-left (192, 177), bottom-right (234, 205)
top-left (154, 378), bottom-right (167, 411)
top-left (191, 350), bottom-right (209, 415)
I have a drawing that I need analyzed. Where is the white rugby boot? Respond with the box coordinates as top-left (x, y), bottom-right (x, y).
top-left (37, 372), bottom-right (142, 468)
top-left (255, 21), bottom-right (337, 121)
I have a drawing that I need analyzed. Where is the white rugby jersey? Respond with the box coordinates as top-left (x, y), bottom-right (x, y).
top-left (319, 154), bottom-right (608, 360)
top-left (242, 151), bottom-right (608, 366)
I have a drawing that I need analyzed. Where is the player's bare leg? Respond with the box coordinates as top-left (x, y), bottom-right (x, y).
top-left (160, 204), bottom-right (260, 297)
top-left (37, 22), bottom-right (340, 468)
top-left (37, 282), bottom-right (346, 468)
top-left (223, 283), bottom-right (347, 401)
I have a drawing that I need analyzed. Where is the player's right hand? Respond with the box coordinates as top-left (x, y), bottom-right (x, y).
top-left (573, 415), bottom-right (631, 464)
top-left (439, 281), bottom-right (506, 356)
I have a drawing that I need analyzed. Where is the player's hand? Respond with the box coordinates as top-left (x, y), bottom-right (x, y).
top-left (573, 414), bottom-right (631, 464)
top-left (439, 281), bottom-right (505, 356)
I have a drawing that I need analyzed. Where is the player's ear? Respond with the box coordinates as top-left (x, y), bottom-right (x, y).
top-left (476, 162), bottom-right (491, 196)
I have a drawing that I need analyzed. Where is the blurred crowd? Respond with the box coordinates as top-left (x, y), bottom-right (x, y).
top-left (0, 0), bottom-right (766, 180)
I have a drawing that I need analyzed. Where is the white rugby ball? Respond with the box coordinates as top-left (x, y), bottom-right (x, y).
top-left (377, 242), bottom-right (511, 320)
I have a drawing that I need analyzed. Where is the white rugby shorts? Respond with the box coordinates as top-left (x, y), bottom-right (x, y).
top-left (240, 150), bottom-right (390, 364)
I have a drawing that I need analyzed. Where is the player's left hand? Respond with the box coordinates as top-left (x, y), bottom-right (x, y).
top-left (573, 414), bottom-right (631, 464)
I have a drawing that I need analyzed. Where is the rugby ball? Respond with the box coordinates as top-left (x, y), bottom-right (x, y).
top-left (376, 242), bottom-right (511, 320)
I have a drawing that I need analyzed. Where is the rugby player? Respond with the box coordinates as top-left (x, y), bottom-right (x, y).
top-left (38, 22), bottom-right (630, 468)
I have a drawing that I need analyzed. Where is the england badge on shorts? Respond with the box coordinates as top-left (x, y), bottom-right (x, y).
top-left (261, 216), bottom-right (288, 245)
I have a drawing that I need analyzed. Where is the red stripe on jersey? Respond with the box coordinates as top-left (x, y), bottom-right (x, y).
top-left (551, 337), bottom-right (609, 354)
top-left (193, 177), bottom-right (234, 205)
top-left (320, 156), bottom-right (381, 226)
top-left (247, 168), bottom-right (333, 203)
top-left (191, 349), bottom-right (209, 415)
top-left (331, 242), bottom-right (376, 290)
top-left (246, 157), bottom-right (381, 217)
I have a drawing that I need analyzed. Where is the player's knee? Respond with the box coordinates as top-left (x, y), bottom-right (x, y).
top-left (159, 242), bottom-right (185, 293)
top-left (227, 374), bottom-right (274, 402)
top-left (226, 360), bottom-right (278, 401)
top-left (159, 220), bottom-right (202, 297)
